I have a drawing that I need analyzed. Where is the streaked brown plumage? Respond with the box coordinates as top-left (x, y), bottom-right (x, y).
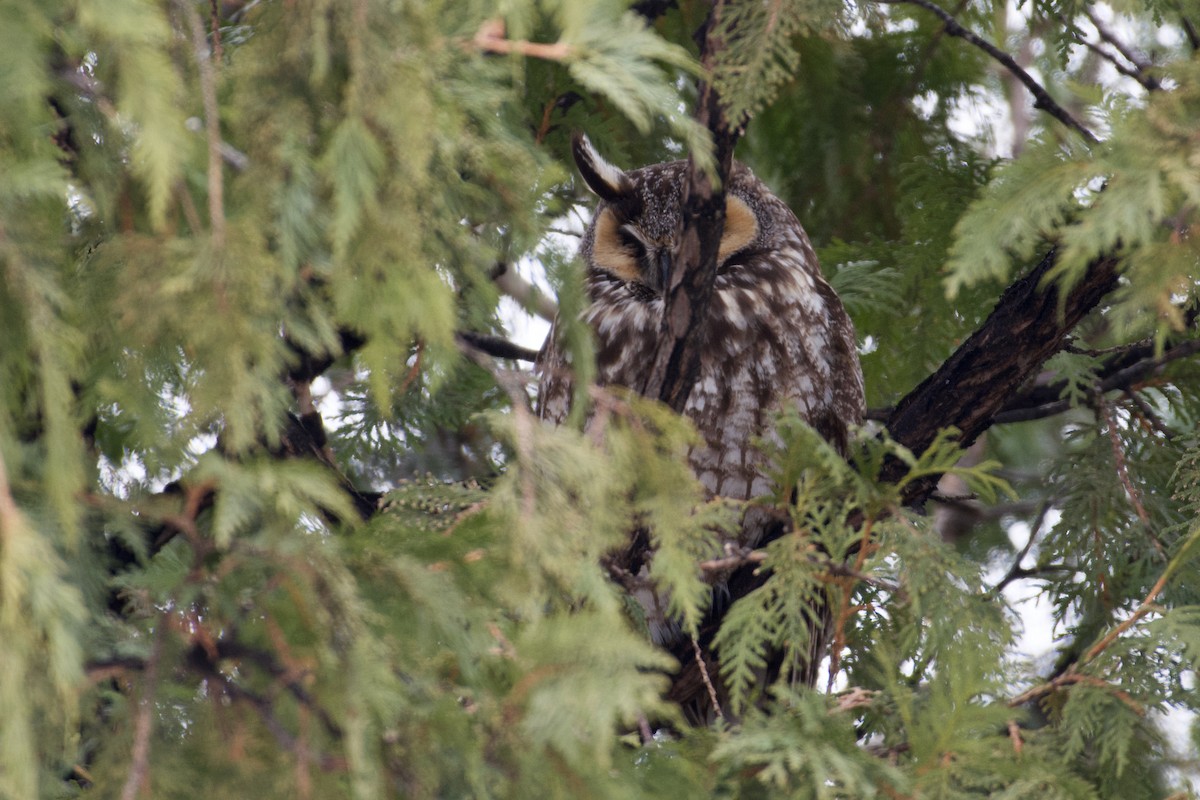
top-left (536, 136), bottom-right (864, 717)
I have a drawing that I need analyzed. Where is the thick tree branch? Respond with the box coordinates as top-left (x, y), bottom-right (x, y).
top-left (883, 250), bottom-right (1121, 502)
top-left (877, 0), bottom-right (1099, 143)
top-left (868, 332), bottom-right (1200, 426)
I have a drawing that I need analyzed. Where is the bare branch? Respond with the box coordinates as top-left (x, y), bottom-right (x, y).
top-left (691, 636), bottom-right (724, 720)
top-left (176, 0), bottom-right (226, 250)
top-left (491, 262), bottom-right (559, 322)
top-left (877, 0), bottom-right (1099, 143)
top-left (992, 338), bottom-right (1200, 425)
top-left (456, 331), bottom-right (541, 363)
top-left (120, 611), bottom-right (168, 800)
top-left (991, 500), bottom-right (1054, 594)
top-left (471, 19), bottom-right (573, 61)
top-left (1074, 37), bottom-right (1160, 91)
top-left (1084, 8), bottom-right (1154, 74)
top-left (640, 3), bottom-right (742, 411)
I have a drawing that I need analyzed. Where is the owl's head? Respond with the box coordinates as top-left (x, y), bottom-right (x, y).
top-left (572, 135), bottom-right (765, 296)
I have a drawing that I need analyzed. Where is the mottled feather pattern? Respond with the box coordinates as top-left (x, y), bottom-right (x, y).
top-left (538, 154), bottom-right (864, 524)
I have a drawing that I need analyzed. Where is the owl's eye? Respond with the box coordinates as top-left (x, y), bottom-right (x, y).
top-left (592, 209), bottom-right (646, 284)
top-left (718, 195), bottom-right (759, 266)
top-left (618, 227), bottom-right (647, 259)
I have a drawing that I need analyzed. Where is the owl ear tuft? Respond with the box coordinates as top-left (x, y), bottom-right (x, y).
top-left (572, 133), bottom-right (633, 204)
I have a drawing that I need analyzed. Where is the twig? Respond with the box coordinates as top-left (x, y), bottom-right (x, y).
top-left (455, 331), bottom-right (541, 363)
top-left (1007, 719), bottom-right (1024, 755)
top-left (991, 500), bottom-right (1053, 593)
top-left (832, 686), bottom-right (877, 714)
top-left (821, 559), bottom-right (904, 598)
top-left (213, 673), bottom-right (347, 771)
top-left (691, 636), bottom-right (724, 719)
top-left (1081, 568), bottom-right (1171, 666)
top-left (637, 714), bottom-right (654, 745)
top-left (697, 547), bottom-right (903, 596)
top-left (828, 519), bottom-right (877, 690)
top-left (1095, 395), bottom-right (1161, 556)
top-left (990, 338), bottom-right (1200, 425)
top-left (1074, 36), bottom-right (1160, 91)
top-left (184, 637), bottom-right (344, 739)
top-left (120, 610), bottom-right (168, 800)
top-left (209, 0), bottom-right (224, 62)
top-left (472, 19), bottom-right (573, 61)
top-left (1123, 389), bottom-right (1173, 440)
top-left (1084, 8), bottom-right (1153, 74)
top-left (457, 338), bottom-right (538, 520)
top-left (176, 181), bottom-right (203, 234)
top-left (1009, 670), bottom-right (1145, 715)
top-left (176, 0), bottom-right (226, 251)
top-left (876, 0), bottom-right (1099, 143)
top-left (491, 262), bottom-right (559, 322)
top-left (698, 548), bottom-right (766, 573)
top-left (1011, 559), bottom-right (1176, 711)
top-left (398, 341), bottom-right (425, 395)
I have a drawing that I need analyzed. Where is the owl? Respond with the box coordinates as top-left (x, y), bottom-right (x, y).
top-left (536, 136), bottom-right (864, 715)
top-left (538, 135), bottom-right (864, 500)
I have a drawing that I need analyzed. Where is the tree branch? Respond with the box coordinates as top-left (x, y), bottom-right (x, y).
top-left (877, 0), bottom-right (1099, 143)
top-left (456, 331), bottom-right (541, 363)
top-left (640, 3), bottom-right (741, 412)
top-left (119, 611), bottom-right (168, 800)
top-left (882, 250), bottom-right (1121, 501)
top-left (491, 262), bottom-right (559, 322)
top-left (1083, 8), bottom-right (1156, 79)
top-left (176, 0), bottom-right (226, 249)
top-left (992, 338), bottom-right (1200, 425)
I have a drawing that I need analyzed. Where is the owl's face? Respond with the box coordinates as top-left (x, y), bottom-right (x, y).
top-left (572, 135), bottom-right (774, 297)
top-left (541, 135), bottom-right (864, 494)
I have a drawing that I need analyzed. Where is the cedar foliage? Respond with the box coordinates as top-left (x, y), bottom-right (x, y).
top-left (1, 0), bottom-right (1199, 798)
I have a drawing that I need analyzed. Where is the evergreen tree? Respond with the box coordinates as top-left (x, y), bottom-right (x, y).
top-left (1, 0), bottom-right (1199, 797)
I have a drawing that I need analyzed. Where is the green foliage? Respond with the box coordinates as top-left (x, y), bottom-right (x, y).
top-left (946, 61), bottom-right (1200, 339)
top-left (710, 0), bottom-right (843, 125)
top-left (2, 0), bottom-right (1200, 798)
top-left (710, 689), bottom-right (904, 797)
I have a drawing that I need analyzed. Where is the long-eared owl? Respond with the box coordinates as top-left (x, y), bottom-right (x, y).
top-left (537, 136), bottom-right (865, 508)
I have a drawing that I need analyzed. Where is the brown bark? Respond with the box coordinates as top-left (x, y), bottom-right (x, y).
top-left (639, 7), bottom-right (742, 413)
top-left (882, 249), bottom-right (1121, 502)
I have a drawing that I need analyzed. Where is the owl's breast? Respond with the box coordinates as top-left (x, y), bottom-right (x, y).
top-left (544, 249), bottom-right (862, 506)
top-left (584, 285), bottom-right (664, 388)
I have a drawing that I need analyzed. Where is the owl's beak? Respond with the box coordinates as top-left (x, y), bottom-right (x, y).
top-left (654, 250), bottom-right (672, 294)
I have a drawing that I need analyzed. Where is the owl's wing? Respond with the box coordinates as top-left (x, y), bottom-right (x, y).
top-left (534, 318), bottom-right (573, 424)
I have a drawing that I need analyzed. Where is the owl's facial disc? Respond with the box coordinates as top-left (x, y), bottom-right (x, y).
top-left (592, 209), bottom-right (656, 288)
top-left (592, 195), bottom-right (760, 293)
top-left (719, 195), bottom-right (758, 263)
